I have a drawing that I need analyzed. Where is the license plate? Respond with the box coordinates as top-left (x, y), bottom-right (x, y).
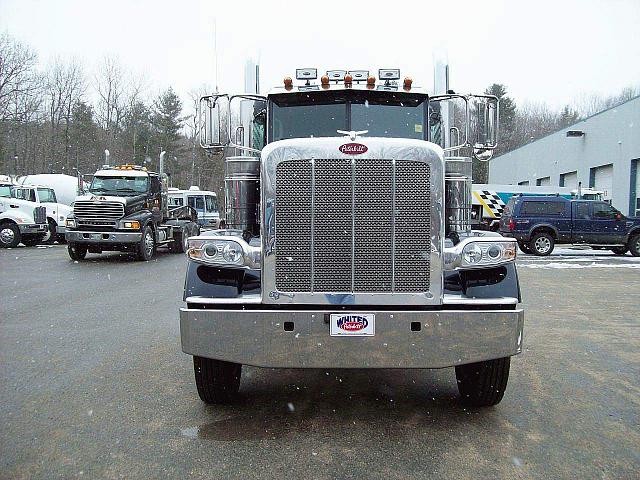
top-left (330, 313), bottom-right (375, 337)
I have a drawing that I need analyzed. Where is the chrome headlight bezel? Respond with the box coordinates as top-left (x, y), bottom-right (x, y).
top-left (444, 237), bottom-right (517, 270)
top-left (187, 235), bottom-right (260, 269)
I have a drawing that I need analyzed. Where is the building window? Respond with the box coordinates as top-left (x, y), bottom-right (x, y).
top-left (536, 177), bottom-right (551, 186)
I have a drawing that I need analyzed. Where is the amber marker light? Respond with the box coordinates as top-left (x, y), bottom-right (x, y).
top-left (284, 77), bottom-right (293, 90)
top-left (344, 73), bottom-right (353, 85)
top-left (403, 77), bottom-right (413, 90)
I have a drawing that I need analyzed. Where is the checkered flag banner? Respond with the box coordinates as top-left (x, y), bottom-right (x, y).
top-left (478, 191), bottom-right (506, 217)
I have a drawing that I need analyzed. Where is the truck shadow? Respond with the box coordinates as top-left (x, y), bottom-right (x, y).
top-left (76, 250), bottom-right (178, 264)
top-left (189, 368), bottom-right (501, 442)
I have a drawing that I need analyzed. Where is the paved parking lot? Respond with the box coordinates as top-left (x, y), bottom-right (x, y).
top-left (1, 245), bottom-right (639, 479)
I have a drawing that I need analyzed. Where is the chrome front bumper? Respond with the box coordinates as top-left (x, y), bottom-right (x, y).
top-left (18, 223), bottom-right (47, 234)
top-left (65, 230), bottom-right (142, 244)
top-left (180, 307), bottom-right (524, 368)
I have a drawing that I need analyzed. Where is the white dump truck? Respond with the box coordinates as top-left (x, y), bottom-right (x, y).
top-left (180, 68), bottom-right (524, 407)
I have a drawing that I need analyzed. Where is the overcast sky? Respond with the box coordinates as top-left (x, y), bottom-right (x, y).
top-left (1, 0), bottom-right (639, 112)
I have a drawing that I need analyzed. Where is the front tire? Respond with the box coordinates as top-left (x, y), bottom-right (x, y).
top-left (629, 233), bottom-right (640, 257)
top-left (136, 225), bottom-right (155, 261)
top-left (0, 223), bottom-right (21, 248)
top-left (455, 357), bottom-right (511, 407)
top-left (67, 243), bottom-right (87, 260)
top-left (529, 231), bottom-right (554, 256)
top-left (518, 241), bottom-right (532, 254)
top-left (193, 356), bottom-right (242, 404)
top-left (41, 219), bottom-right (57, 244)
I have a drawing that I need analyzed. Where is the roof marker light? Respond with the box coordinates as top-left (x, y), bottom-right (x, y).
top-left (283, 77), bottom-right (293, 90)
top-left (403, 77), bottom-right (413, 90)
top-left (344, 73), bottom-right (353, 86)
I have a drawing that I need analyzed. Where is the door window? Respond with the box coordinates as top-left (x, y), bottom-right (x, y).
top-left (188, 196), bottom-right (205, 210)
top-left (205, 195), bottom-right (218, 213)
top-left (592, 203), bottom-right (620, 220)
top-left (574, 203), bottom-right (590, 219)
top-left (37, 188), bottom-right (57, 203)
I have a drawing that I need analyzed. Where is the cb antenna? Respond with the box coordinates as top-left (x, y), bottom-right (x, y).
top-left (213, 19), bottom-right (219, 93)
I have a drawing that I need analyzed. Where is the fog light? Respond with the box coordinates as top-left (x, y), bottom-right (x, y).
top-left (487, 244), bottom-right (502, 260)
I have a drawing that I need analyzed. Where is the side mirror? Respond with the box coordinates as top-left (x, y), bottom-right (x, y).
top-left (469, 95), bottom-right (498, 161)
top-left (199, 94), bottom-right (230, 149)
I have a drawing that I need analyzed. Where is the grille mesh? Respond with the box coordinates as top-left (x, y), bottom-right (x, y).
top-left (275, 158), bottom-right (431, 293)
top-left (73, 201), bottom-right (124, 227)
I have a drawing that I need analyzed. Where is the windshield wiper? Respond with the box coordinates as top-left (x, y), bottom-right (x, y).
top-left (89, 187), bottom-right (108, 193)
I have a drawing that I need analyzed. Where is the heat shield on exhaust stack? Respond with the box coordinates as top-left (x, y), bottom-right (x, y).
top-left (224, 156), bottom-right (260, 236)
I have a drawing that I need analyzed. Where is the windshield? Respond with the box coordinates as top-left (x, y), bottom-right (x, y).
top-left (269, 90), bottom-right (427, 142)
top-left (89, 176), bottom-right (149, 196)
top-left (37, 188), bottom-right (57, 203)
top-left (0, 185), bottom-right (11, 197)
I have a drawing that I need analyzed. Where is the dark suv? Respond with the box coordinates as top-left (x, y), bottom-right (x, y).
top-left (499, 195), bottom-right (640, 256)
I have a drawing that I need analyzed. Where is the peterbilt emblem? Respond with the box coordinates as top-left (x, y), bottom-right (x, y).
top-left (339, 143), bottom-right (368, 155)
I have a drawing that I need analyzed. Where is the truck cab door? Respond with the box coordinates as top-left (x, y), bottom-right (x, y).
top-left (571, 202), bottom-right (593, 243)
top-left (590, 202), bottom-right (626, 244)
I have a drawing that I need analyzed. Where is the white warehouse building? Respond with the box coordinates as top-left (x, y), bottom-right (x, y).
top-left (489, 95), bottom-right (640, 216)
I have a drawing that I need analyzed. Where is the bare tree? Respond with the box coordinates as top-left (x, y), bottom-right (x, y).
top-left (43, 57), bottom-right (86, 172)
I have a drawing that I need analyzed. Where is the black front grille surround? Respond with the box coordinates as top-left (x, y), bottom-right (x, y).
top-left (33, 206), bottom-right (46, 224)
top-left (73, 200), bottom-right (124, 228)
top-left (275, 158), bottom-right (431, 294)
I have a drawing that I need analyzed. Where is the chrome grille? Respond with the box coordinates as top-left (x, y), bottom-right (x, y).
top-left (275, 159), bottom-right (431, 293)
top-left (33, 206), bottom-right (46, 224)
top-left (73, 201), bottom-right (124, 227)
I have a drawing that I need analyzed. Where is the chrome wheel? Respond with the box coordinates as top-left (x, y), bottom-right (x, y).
top-left (0, 227), bottom-right (15, 245)
top-left (534, 236), bottom-right (551, 254)
top-left (144, 230), bottom-right (154, 256)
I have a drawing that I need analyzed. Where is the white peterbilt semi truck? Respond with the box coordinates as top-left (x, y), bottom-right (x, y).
top-left (180, 68), bottom-right (524, 407)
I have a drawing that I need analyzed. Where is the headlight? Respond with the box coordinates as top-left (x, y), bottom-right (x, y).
top-left (122, 221), bottom-right (140, 229)
top-left (65, 218), bottom-right (76, 228)
top-left (445, 238), bottom-right (517, 270)
top-left (462, 243), bottom-right (483, 265)
top-left (187, 236), bottom-right (259, 269)
top-left (222, 243), bottom-right (243, 263)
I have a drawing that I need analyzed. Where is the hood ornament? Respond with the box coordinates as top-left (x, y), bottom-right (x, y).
top-left (337, 130), bottom-right (368, 141)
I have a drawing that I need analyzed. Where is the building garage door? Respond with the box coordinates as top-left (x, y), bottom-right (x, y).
top-left (592, 164), bottom-right (613, 201)
top-left (536, 176), bottom-right (551, 186)
top-left (561, 171), bottom-right (578, 189)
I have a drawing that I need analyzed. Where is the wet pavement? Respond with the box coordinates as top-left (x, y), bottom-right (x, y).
top-left (1, 245), bottom-right (639, 479)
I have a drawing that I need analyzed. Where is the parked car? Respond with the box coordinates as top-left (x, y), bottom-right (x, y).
top-left (499, 195), bottom-right (640, 256)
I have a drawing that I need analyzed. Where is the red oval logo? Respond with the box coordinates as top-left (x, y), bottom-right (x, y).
top-left (339, 143), bottom-right (368, 155)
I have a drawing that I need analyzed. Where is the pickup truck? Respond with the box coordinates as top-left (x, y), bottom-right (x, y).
top-left (499, 195), bottom-right (640, 256)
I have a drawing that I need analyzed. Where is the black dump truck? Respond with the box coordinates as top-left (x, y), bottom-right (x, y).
top-left (64, 165), bottom-right (200, 261)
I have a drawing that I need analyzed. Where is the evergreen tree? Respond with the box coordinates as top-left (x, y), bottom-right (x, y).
top-left (151, 88), bottom-right (184, 169)
top-left (69, 100), bottom-right (99, 173)
top-left (122, 101), bottom-right (152, 164)
top-left (558, 105), bottom-right (580, 128)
